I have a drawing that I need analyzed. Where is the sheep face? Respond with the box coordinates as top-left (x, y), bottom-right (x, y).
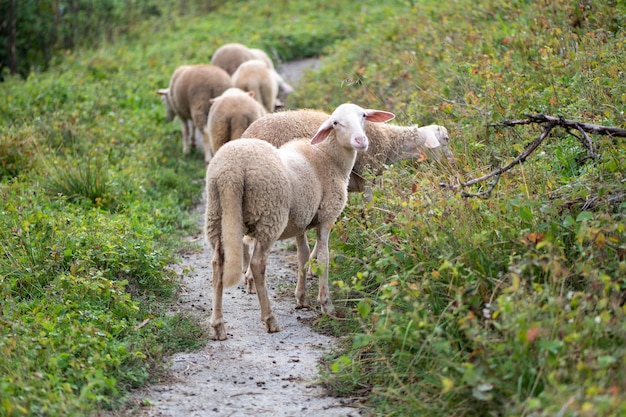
top-left (157, 89), bottom-right (176, 122)
top-left (311, 103), bottom-right (395, 151)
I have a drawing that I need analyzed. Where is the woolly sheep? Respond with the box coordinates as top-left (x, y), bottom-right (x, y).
top-left (204, 103), bottom-right (395, 340)
top-left (231, 59), bottom-right (278, 113)
top-left (249, 47), bottom-right (294, 100)
top-left (157, 65), bottom-right (195, 152)
top-left (210, 42), bottom-right (294, 103)
top-left (157, 64), bottom-right (232, 154)
top-left (204, 87), bottom-right (267, 161)
top-left (241, 109), bottom-right (454, 192)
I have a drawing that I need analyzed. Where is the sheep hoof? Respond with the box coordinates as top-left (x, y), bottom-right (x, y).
top-left (295, 302), bottom-right (310, 310)
top-left (211, 323), bottom-right (228, 341)
top-left (320, 303), bottom-right (336, 316)
top-left (245, 281), bottom-right (257, 294)
top-left (264, 316), bottom-right (281, 333)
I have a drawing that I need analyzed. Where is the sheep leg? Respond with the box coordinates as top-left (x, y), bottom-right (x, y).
top-left (181, 119), bottom-right (192, 154)
top-left (202, 128), bottom-right (214, 165)
top-left (210, 238), bottom-right (228, 340)
top-left (306, 241), bottom-right (319, 277)
top-left (243, 238), bottom-right (256, 294)
top-left (315, 226), bottom-right (335, 315)
top-left (294, 234), bottom-right (311, 309)
top-left (250, 240), bottom-right (280, 333)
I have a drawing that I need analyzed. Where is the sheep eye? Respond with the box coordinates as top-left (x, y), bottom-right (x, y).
top-left (332, 121), bottom-right (338, 126)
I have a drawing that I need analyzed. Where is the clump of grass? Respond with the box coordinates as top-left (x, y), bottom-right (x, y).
top-left (47, 156), bottom-right (113, 209)
top-left (0, 130), bottom-right (39, 180)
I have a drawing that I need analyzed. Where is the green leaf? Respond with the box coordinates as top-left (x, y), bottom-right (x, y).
top-left (357, 299), bottom-right (372, 319)
top-left (331, 355), bottom-right (352, 373)
top-left (519, 205), bottom-right (534, 222)
top-left (576, 211), bottom-right (593, 222)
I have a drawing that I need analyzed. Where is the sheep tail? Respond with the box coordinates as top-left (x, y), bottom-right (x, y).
top-left (220, 183), bottom-right (244, 288)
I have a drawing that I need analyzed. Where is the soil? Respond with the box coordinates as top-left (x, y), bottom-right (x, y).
top-left (118, 59), bottom-right (365, 417)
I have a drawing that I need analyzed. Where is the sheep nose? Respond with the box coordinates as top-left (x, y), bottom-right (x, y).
top-left (354, 136), bottom-right (368, 150)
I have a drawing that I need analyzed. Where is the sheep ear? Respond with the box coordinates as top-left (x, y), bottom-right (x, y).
top-left (156, 89), bottom-right (168, 96)
top-left (424, 134), bottom-right (441, 149)
top-left (311, 119), bottom-right (334, 145)
top-left (365, 110), bottom-right (395, 123)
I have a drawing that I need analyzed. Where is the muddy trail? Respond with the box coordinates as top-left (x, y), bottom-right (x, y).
top-left (119, 59), bottom-right (365, 417)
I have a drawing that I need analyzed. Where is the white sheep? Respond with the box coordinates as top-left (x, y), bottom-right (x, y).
top-left (157, 64), bottom-right (232, 154)
top-left (241, 109), bottom-right (454, 192)
top-left (210, 43), bottom-right (294, 105)
top-left (204, 87), bottom-right (267, 160)
top-left (204, 103), bottom-right (395, 340)
top-left (231, 59), bottom-right (278, 113)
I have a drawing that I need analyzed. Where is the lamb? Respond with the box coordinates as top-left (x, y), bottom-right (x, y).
top-left (204, 103), bottom-right (395, 340)
top-left (210, 42), bottom-right (294, 103)
top-left (231, 59), bottom-right (278, 113)
top-left (241, 109), bottom-right (454, 192)
top-left (157, 64), bottom-right (232, 154)
top-left (204, 87), bottom-right (267, 160)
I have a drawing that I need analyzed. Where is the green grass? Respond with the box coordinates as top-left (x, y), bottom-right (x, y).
top-left (1, 0), bottom-right (625, 415)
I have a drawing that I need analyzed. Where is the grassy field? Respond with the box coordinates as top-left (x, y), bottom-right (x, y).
top-left (1, 0), bottom-right (625, 416)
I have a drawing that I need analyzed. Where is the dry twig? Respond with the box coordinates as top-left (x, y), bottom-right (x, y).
top-left (440, 114), bottom-right (625, 198)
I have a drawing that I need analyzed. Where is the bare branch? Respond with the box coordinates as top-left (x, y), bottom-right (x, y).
top-left (441, 122), bottom-right (557, 197)
top-left (522, 114), bottom-right (626, 137)
top-left (490, 114), bottom-right (626, 137)
top-left (442, 114), bottom-right (624, 198)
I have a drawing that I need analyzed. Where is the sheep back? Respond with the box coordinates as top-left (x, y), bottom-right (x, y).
top-left (206, 88), bottom-right (267, 158)
top-left (205, 139), bottom-right (292, 251)
top-left (171, 64), bottom-right (232, 134)
top-left (210, 43), bottom-right (256, 75)
top-left (232, 60), bottom-right (278, 113)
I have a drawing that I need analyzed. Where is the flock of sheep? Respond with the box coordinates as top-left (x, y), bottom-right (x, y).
top-left (157, 42), bottom-right (454, 340)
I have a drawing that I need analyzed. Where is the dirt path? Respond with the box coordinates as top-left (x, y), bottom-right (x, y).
top-left (123, 59), bottom-right (363, 417)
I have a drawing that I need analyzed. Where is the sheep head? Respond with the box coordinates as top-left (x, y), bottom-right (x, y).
top-left (156, 88), bottom-right (176, 122)
top-left (311, 103), bottom-right (395, 151)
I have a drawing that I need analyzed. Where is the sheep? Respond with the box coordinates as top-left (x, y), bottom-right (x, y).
top-left (204, 87), bottom-right (267, 160)
top-left (157, 64), bottom-right (232, 154)
top-left (204, 103), bottom-right (395, 340)
top-left (210, 42), bottom-right (294, 104)
top-left (248, 47), bottom-right (294, 101)
top-left (238, 111), bottom-right (453, 294)
top-left (157, 65), bottom-right (194, 152)
top-left (210, 42), bottom-right (253, 75)
top-left (231, 59), bottom-right (278, 113)
top-left (241, 109), bottom-right (454, 193)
